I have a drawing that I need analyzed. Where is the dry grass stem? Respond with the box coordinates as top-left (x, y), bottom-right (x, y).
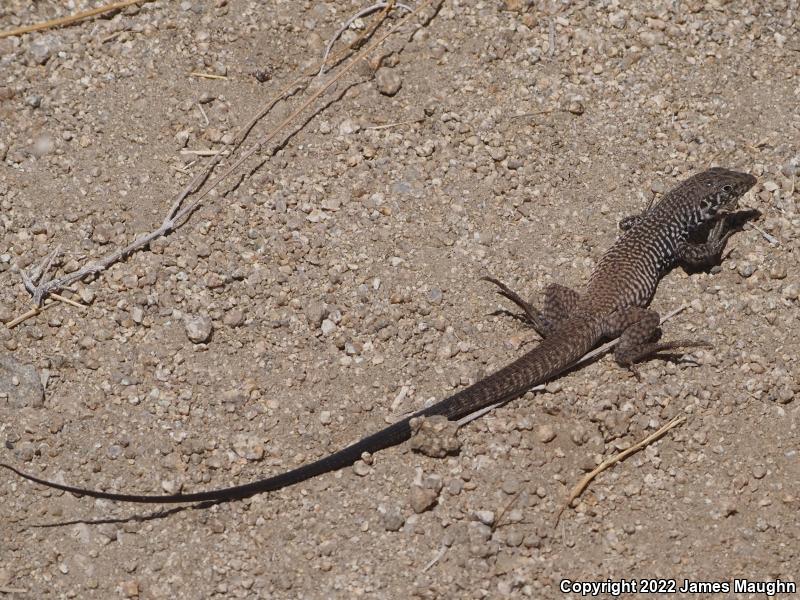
top-left (554, 415), bottom-right (687, 526)
top-left (50, 294), bottom-right (87, 310)
top-left (421, 546), bottom-right (448, 573)
top-left (7, 305), bottom-right (47, 329)
top-left (366, 118), bottom-right (425, 130)
top-left (10, 0), bottom-right (435, 321)
top-left (318, 1), bottom-right (413, 77)
top-left (189, 72), bottom-right (228, 80)
top-left (492, 490), bottom-right (523, 532)
top-left (180, 149), bottom-right (231, 157)
top-left (7, 294), bottom-right (87, 328)
top-left (747, 222), bottom-right (780, 246)
top-left (196, 103), bottom-right (210, 127)
top-left (0, 0), bottom-right (153, 39)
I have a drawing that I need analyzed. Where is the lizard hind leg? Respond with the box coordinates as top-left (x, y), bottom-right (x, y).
top-left (604, 306), bottom-right (711, 375)
top-left (482, 277), bottom-right (582, 338)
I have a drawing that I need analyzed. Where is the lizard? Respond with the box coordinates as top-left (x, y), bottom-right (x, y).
top-left (1, 167), bottom-right (757, 504)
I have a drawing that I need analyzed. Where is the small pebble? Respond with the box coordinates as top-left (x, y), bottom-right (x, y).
top-left (378, 506), bottom-right (405, 531)
top-left (409, 485), bottom-right (439, 514)
top-left (474, 510), bottom-right (495, 526)
top-left (501, 478), bottom-right (520, 495)
top-left (776, 386), bottom-right (794, 404)
top-left (320, 319), bottom-right (337, 335)
top-left (768, 264), bottom-right (787, 279)
top-left (781, 284), bottom-right (799, 301)
top-left (719, 500), bottom-right (737, 517)
top-left (780, 160), bottom-right (800, 177)
top-left (0, 305), bottom-right (12, 323)
top-left (184, 315), bottom-right (213, 343)
top-left (375, 68), bottom-right (402, 96)
top-left (488, 146), bottom-right (507, 162)
top-left (609, 10), bottom-right (628, 28)
top-left (222, 309), bottom-right (244, 327)
top-left (0, 357), bottom-right (44, 408)
top-left (352, 460), bottom-right (371, 477)
top-left (30, 40), bottom-right (53, 65)
top-left (232, 434), bottom-right (264, 461)
top-left (120, 580), bottom-right (139, 598)
top-left (338, 118), bottom-right (359, 135)
top-left (409, 415), bottom-right (461, 458)
top-left (737, 263), bottom-right (755, 278)
top-left (535, 424), bottom-right (556, 443)
top-left (415, 140), bottom-right (435, 158)
top-left (566, 100), bottom-right (584, 115)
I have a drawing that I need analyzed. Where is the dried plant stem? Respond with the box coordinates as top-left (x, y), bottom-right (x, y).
top-left (50, 294), bottom-right (87, 310)
top-left (11, 0), bottom-right (433, 321)
top-left (317, 1), bottom-right (413, 76)
top-left (0, 587), bottom-right (28, 595)
top-left (0, 0), bottom-right (153, 39)
top-left (554, 415), bottom-right (687, 526)
top-left (189, 72), bottom-right (228, 80)
top-left (421, 545), bottom-right (448, 572)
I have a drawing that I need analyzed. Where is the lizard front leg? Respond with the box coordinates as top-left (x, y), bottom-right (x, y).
top-left (618, 195), bottom-right (657, 231)
top-left (678, 208), bottom-right (761, 272)
top-left (618, 214), bottom-right (643, 232)
top-left (676, 219), bottom-right (732, 271)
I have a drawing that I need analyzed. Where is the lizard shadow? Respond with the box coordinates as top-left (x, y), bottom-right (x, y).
top-left (25, 500), bottom-right (223, 529)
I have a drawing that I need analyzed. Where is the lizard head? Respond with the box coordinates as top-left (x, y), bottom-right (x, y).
top-left (695, 167), bottom-right (757, 221)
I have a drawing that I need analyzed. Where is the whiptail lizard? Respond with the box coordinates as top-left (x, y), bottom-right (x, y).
top-left (1, 167), bottom-right (757, 504)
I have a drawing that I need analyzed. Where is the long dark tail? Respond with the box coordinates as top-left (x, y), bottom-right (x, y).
top-left (1, 320), bottom-right (600, 504)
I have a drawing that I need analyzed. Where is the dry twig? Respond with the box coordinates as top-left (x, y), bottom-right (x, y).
top-left (9, 0), bottom-right (435, 325)
top-left (421, 545), bottom-right (448, 572)
top-left (318, 1), bottom-right (414, 76)
top-left (189, 72), bottom-right (228, 80)
top-left (492, 490), bottom-right (523, 532)
top-left (0, 0), bottom-right (153, 39)
top-left (554, 415), bottom-right (687, 526)
top-left (747, 222), bottom-right (780, 246)
top-left (0, 587), bottom-right (28, 595)
top-left (365, 117), bottom-right (425, 130)
top-left (50, 294), bottom-right (87, 310)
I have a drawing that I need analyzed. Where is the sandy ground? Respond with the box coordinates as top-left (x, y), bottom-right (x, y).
top-left (1, 1), bottom-right (799, 598)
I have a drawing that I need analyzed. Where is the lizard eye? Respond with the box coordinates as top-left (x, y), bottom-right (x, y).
top-left (722, 184), bottom-right (733, 193)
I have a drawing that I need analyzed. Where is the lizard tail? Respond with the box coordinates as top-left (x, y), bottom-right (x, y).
top-left (1, 319), bottom-right (601, 504)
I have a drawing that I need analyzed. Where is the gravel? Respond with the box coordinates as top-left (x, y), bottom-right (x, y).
top-left (0, 355), bottom-right (44, 408)
top-left (1, 0), bottom-right (798, 598)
